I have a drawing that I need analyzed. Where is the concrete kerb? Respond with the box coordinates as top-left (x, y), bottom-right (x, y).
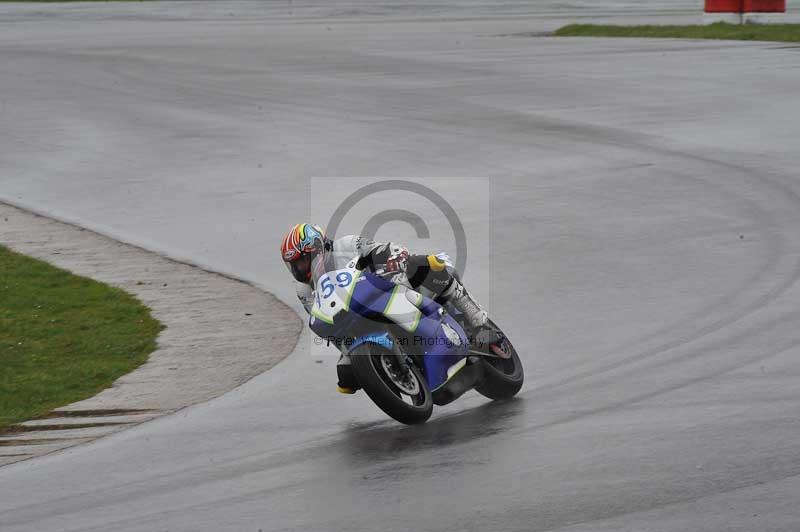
top-left (0, 200), bottom-right (302, 467)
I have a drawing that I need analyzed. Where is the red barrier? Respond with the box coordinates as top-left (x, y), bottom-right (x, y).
top-left (705, 0), bottom-right (785, 11)
top-left (743, 0), bottom-right (786, 12)
top-left (705, 0), bottom-right (742, 12)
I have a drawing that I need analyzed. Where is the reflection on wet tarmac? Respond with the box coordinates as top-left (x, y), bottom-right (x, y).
top-left (342, 398), bottom-right (526, 464)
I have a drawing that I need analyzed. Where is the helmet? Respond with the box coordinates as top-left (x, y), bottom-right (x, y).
top-left (280, 223), bottom-right (327, 282)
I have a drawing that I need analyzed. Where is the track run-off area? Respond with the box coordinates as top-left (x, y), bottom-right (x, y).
top-left (2, 1), bottom-right (800, 531)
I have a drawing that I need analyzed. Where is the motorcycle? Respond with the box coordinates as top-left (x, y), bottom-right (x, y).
top-left (308, 249), bottom-right (524, 424)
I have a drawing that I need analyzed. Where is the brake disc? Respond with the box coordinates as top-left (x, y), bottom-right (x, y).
top-left (380, 355), bottom-right (420, 395)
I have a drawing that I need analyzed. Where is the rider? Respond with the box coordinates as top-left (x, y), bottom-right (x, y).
top-left (280, 223), bottom-right (499, 394)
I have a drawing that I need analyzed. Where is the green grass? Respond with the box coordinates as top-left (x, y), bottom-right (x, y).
top-left (0, 245), bottom-right (163, 429)
top-left (554, 22), bottom-right (800, 43)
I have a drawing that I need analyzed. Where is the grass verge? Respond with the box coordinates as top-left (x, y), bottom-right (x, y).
top-left (0, 245), bottom-right (163, 429)
top-left (554, 22), bottom-right (800, 43)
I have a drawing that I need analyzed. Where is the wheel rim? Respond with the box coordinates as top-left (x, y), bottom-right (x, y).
top-left (380, 355), bottom-right (420, 395)
top-left (486, 338), bottom-right (518, 376)
top-left (371, 354), bottom-right (427, 407)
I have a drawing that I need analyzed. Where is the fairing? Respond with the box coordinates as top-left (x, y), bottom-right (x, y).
top-left (309, 251), bottom-right (470, 392)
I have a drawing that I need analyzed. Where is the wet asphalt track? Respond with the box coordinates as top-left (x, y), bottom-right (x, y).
top-left (2, 1), bottom-right (800, 530)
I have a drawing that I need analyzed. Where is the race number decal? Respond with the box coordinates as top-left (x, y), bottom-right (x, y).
top-left (312, 267), bottom-right (360, 324)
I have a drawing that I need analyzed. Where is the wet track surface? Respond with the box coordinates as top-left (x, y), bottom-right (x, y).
top-left (2, 2), bottom-right (800, 530)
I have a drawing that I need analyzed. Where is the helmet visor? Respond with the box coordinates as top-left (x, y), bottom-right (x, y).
top-left (287, 253), bottom-right (314, 282)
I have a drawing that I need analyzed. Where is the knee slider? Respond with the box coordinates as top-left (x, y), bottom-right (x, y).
top-left (427, 254), bottom-right (447, 271)
top-left (406, 254), bottom-right (452, 295)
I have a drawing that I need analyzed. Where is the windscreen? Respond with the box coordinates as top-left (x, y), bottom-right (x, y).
top-left (310, 249), bottom-right (355, 288)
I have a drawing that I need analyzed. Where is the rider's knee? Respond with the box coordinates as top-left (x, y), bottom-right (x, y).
top-left (406, 254), bottom-right (455, 296)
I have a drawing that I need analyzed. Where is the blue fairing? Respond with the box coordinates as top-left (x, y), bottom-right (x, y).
top-left (350, 332), bottom-right (393, 351)
top-left (419, 312), bottom-right (468, 391)
top-left (349, 274), bottom-right (395, 316)
top-left (309, 269), bottom-right (468, 391)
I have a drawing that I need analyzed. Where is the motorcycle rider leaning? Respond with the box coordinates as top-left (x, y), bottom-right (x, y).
top-left (280, 223), bottom-right (501, 394)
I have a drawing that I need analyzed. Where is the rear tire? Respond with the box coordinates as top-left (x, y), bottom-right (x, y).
top-left (475, 321), bottom-right (524, 400)
top-left (350, 342), bottom-right (433, 425)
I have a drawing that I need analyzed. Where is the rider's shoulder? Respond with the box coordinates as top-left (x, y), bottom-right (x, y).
top-left (333, 234), bottom-right (378, 252)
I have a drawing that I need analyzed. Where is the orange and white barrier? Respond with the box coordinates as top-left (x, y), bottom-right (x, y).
top-left (704, 0), bottom-right (786, 24)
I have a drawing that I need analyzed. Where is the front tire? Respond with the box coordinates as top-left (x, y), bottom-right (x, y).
top-left (350, 342), bottom-right (433, 425)
top-left (475, 321), bottom-right (524, 400)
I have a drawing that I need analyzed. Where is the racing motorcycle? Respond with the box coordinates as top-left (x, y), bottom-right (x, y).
top-left (309, 249), bottom-right (524, 424)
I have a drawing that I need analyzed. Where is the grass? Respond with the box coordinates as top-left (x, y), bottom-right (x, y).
top-left (0, 245), bottom-right (163, 429)
top-left (554, 22), bottom-right (800, 43)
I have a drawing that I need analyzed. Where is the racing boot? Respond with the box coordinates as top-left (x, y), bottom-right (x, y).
top-left (440, 280), bottom-right (505, 355)
top-left (336, 354), bottom-right (360, 394)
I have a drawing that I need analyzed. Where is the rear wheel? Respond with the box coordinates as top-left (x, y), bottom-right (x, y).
top-left (350, 342), bottom-right (433, 425)
top-left (474, 321), bottom-right (524, 400)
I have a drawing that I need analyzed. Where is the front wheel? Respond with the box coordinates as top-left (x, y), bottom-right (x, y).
top-left (350, 342), bottom-right (433, 425)
top-left (474, 320), bottom-right (524, 400)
